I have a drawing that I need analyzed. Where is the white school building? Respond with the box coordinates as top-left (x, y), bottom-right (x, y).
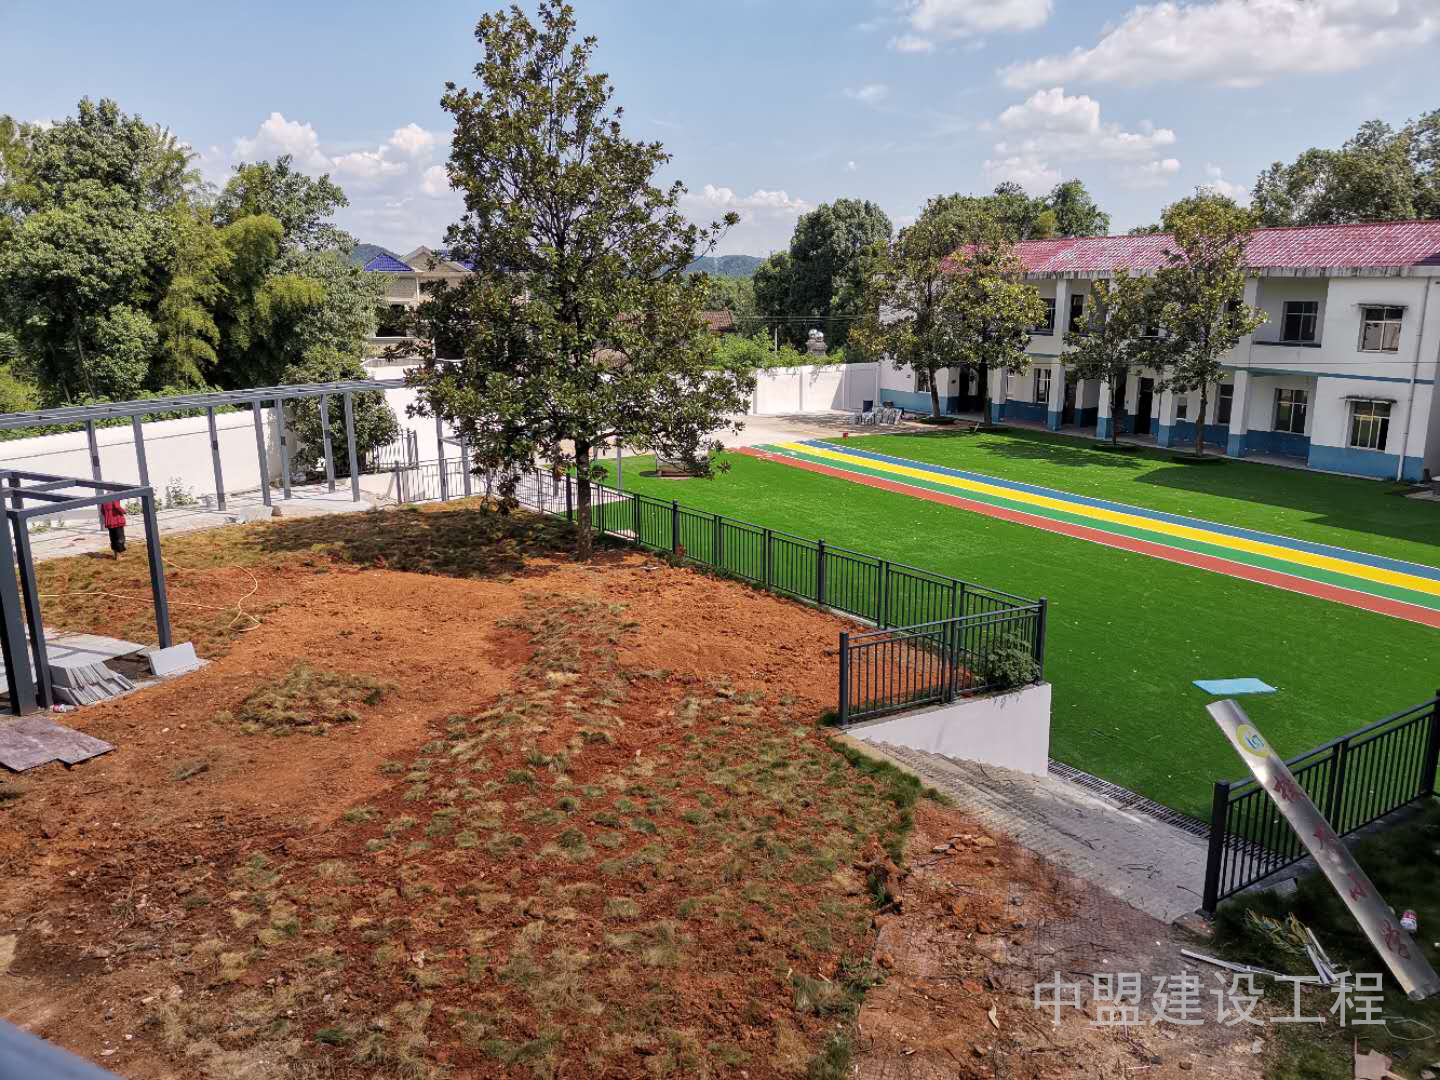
top-left (876, 221), bottom-right (1440, 484)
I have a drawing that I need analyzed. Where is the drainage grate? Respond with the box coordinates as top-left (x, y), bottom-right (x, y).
top-left (1047, 759), bottom-right (1212, 839)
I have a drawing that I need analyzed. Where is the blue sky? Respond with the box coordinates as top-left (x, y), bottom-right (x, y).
top-left (4, 1), bottom-right (1437, 254)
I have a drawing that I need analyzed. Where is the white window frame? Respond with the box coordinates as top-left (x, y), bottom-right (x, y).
top-left (1035, 368), bottom-right (1051, 404)
top-left (916, 368), bottom-right (932, 393)
top-left (1358, 306), bottom-right (1404, 353)
top-left (1034, 299), bottom-right (1056, 335)
top-left (1348, 399), bottom-right (1391, 451)
top-left (1067, 293), bottom-right (1086, 333)
top-left (1176, 393), bottom-right (1188, 421)
top-left (1273, 387), bottom-right (1309, 435)
top-left (1215, 384), bottom-right (1235, 425)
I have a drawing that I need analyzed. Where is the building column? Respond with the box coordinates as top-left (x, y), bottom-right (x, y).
top-left (1096, 378), bottom-right (1113, 440)
top-left (1156, 385), bottom-right (1178, 448)
top-left (1226, 369), bottom-right (1253, 458)
top-left (989, 366), bottom-right (1008, 423)
top-left (1046, 362), bottom-right (1066, 430)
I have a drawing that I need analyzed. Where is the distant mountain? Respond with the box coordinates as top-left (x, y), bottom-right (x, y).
top-left (686, 254), bottom-right (763, 278)
top-left (350, 242), bottom-right (402, 268)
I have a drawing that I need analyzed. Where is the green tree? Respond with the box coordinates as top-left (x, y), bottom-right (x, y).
top-left (279, 346), bottom-right (398, 474)
top-left (1062, 271), bottom-right (1160, 446)
top-left (751, 250), bottom-right (793, 344)
top-left (407, 1), bottom-right (755, 559)
top-left (153, 203), bottom-right (229, 387)
top-left (1047, 179), bottom-right (1111, 237)
top-left (1151, 195), bottom-right (1266, 456)
top-left (783, 199), bottom-right (892, 348)
top-left (923, 184), bottom-right (1058, 245)
top-left (853, 207), bottom-right (1044, 421)
top-left (1252, 110), bottom-right (1440, 225)
top-left (213, 156), bottom-right (352, 252)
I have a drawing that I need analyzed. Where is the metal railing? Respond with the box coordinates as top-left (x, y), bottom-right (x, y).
top-left (390, 460), bottom-right (1043, 639)
top-left (1201, 694), bottom-right (1440, 912)
top-left (369, 430), bottom-right (419, 471)
top-left (837, 604), bottom-right (1047, 725)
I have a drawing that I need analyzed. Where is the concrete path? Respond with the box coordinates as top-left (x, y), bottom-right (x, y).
top-left (845, 737), bottom-right (1209, 924)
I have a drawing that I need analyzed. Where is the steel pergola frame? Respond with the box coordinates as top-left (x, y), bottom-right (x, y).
top-left (0, 470), bottom-right (172, 715)
top-left (0, 378), bottom-right (405, 512)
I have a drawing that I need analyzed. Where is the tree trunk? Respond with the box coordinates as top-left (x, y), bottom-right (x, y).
top-left (1194, 385), bottom-right (1209, 456)
top-left (978, 364), bottom-right (991, 426)
top-left (574, 440), bottom-right (594, 561)
top-left (929, 373), bottom-right (941, 419)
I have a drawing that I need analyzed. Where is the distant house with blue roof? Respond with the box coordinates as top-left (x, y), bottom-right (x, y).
top-left (360, 245), bottom-right (476, 343)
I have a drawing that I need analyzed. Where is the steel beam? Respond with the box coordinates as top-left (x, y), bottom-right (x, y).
top-left (141, 493), bottom-right (173, 649)
top-left (343, 392), bottom-right (360, 502)
top-left (206, 407), bottom-right (227, 511)
top-left (131, 415), bottom-right (151, 490)
top-left (0, 512), bottom-right (36, 715)
top-left (319, 394), bottom-right (336, 493)
top-left (275, 400), bottom-right (292, 500)
top-left (10, 516), bottom-right (50, 708)
top-left (252, 406), bottom-right (272, 508)
top-left (86, 420), bottom-right (103, 527)
top-left (435, 415), bottom-right (449, 501)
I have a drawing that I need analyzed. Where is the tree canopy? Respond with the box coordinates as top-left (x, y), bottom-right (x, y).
top-left (1062, 271), bottom-right (1160, 445)
top-left (406, 1), bottom-right (755, 558)
top-left (1252, 110), bottom-right (1440, 226)
top-left (921, 179), bottom-right (1111, 244)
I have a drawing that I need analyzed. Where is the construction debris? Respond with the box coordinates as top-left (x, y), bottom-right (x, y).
top-left (0, 715), bottom-right (113, 772)
top-left (1178, 949), bottom-right (1285, 980)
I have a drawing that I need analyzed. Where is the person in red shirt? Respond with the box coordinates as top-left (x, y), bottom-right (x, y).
top-left (100, 501), bottom-right (127, 558)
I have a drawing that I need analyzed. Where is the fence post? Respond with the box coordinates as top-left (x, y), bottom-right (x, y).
top-left (879, 559), bottom-right (890, 627)
top-left (565, 473), bottom-right (573, 522)
top-left (713, 514), bottom-right (725, 570)
top-left (1325, 738), bottom-right (1350, 828)
top-left (1034, 598), bottom-right (1049, 680)
top-left (1420, 691), bottom-right (1440, 797)
top-left (816, 540), bottom-right (828, 607)
top-left (763, 528), bottom-right (773, 589)
top-left (838, 632), bottom-right (850, 725)
top-left (671, 500), bottom-right (681, 555)
top-left (1201, 781), bottom-right (1231, 914)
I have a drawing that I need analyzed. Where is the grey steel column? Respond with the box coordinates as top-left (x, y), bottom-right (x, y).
top-left (252, 405), bottom-right (272, 507)
top-left (11, 516), bottom-right (51, 708)
top-left (0, 510), bottom-right (36, 714)
top-left (86, 420), bottom-right (104, 526)
top-left (460, 434), bottom-right (473, 497)
top-left (275, 399), bottom-right (292, 500)
top-left (130, 415), bottom-right (151, 490)
top-left (206, 407), bottom-right (227, 511)
top-left (343, 392), bottom-right (361, 502)
top-left (141, 493), bottom-right (173, 649)
top-left (319, 394), bottom-right (336, 493)
top-left (435, 415), bottom-right (449, 501)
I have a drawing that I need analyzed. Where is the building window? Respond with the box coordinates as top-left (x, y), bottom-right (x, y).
top-left (1280, 301), bottom-right (1319, 343)
top-left (1359, 306), bottom-right (1404, 353)
top-left (1176, 394), bottom-right (1188, 421)
top-left (1068, 293), bottom-right (1086, 333)
top-left (1349, 400), bottom-right (1391, 451)
top-left (916, 368), bottom-right (932, 393)
top-left (1216, 384), bottom-right (1234, 425)
top-left (1273, 388), bottom-right (1309, 434)
top-left (1036, 368), bottom-right (1051, 404)
top-left (1034, 299), bottom-right (1056, 335)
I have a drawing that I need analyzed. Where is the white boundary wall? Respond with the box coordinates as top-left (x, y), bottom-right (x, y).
top-left (0, 410), bottom-right (281, 506)
top-left (750, 362), bottom-right (880, 416)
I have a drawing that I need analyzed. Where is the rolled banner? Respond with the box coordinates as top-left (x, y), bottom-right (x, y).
top-left (1208, 699), bottom-right (1440, 1002)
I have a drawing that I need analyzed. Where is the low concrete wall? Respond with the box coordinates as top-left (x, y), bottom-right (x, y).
top-left (751, 363), bottom-right (879, 416)
top-left (846, 682), bottom-right (1052, 777)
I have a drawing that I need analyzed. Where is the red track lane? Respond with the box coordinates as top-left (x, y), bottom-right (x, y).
top-left (736, 447), bottom-right (1440, 629)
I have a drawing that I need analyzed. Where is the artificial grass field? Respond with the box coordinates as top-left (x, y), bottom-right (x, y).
top-left (595, 429), bottom-right (1439, 819)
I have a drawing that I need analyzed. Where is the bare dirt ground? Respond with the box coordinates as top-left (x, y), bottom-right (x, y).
top-left (0, 502), bottom-right (1260, 1078)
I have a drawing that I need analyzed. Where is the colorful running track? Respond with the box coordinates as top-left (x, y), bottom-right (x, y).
top-left (741, 439), bottom-right (1440, 628)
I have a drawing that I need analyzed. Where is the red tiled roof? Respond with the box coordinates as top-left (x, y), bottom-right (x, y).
top-left (1003, 220), bottom-right (1440, 274)
top-left (701, 309), bottom-right (737, 333)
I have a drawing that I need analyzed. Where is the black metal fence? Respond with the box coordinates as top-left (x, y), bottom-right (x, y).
top-left (837, 604), bottom-right (1047, 724)
top-left (392, 461), bottom-right (1045, 644)
top-left (1201, 694), bottom-right (1440, 912)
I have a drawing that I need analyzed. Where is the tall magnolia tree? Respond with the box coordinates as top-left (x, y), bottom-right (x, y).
top-left (1151, 194), bottom-right (1266, 456)
top-left (854, 209), bottom-right (1044, 422)
top-left (1063, 270), bottom-right (1160, 446)
top-left (409, 1), bottom-right (754, 559)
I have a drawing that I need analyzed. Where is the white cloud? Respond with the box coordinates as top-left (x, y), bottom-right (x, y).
top-left (844, 160), bottom-right (858, 173)
top-left (685, 184), bottom-right (814, 254)
top-left (889, 33), bottom-right (936, 53)
top-left (1001, 0), bottom-right (1440, 89)
top-left (844, 83), bottom-right (891, 105)
top-left (992, 88), bottom-right (1176, 161)
top-left (983, 155), bottom-right (1062, 194)
top-left (225, 113), bottom-right (459, 250)
top-left (1202, 163), bottom-right (1251, 202)
top-left (891, 0), bottom-right (1050, 52)
top-left (690, 185), bottom-right (811, 214)
top-left (1126, 157), bottom-right (1182, 188)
